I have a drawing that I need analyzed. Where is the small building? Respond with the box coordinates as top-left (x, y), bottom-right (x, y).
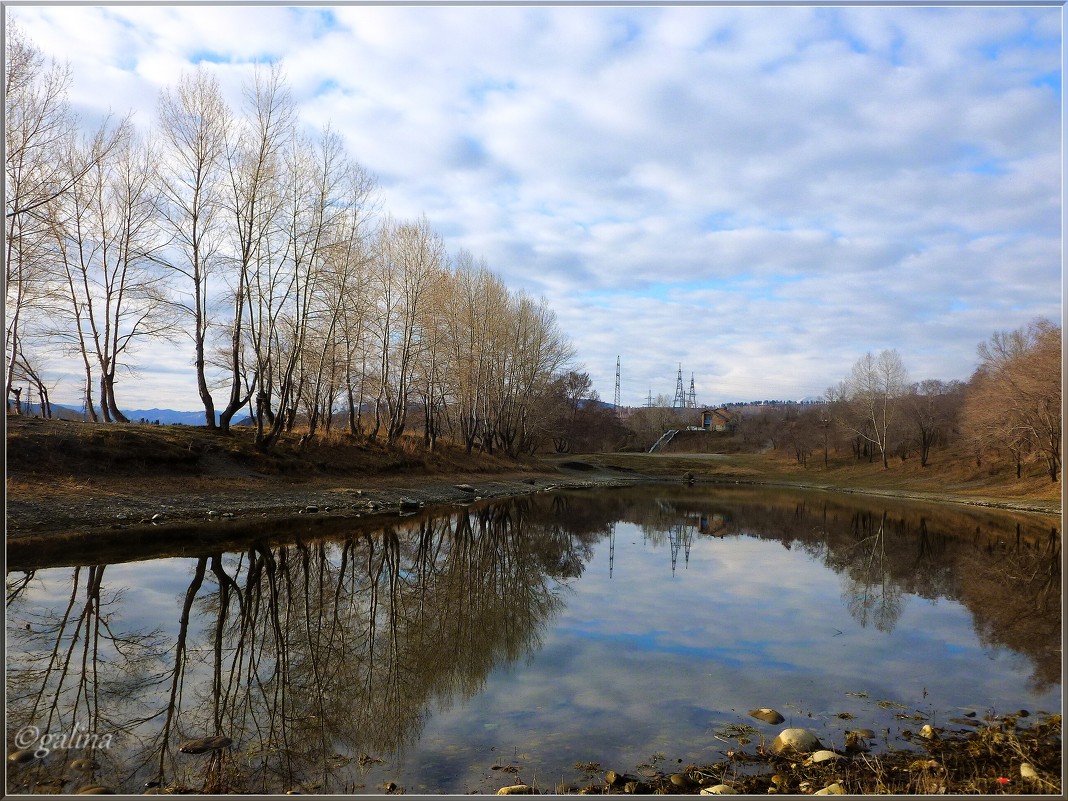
top-left (699, 408), bottom-right (735, 432)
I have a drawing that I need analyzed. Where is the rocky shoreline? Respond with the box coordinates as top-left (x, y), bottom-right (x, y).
top-left (498, 709), bottom-right (1062, 796)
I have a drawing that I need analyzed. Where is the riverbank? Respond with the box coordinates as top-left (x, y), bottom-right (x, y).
top-left (5, 417), bottom-right (647, 567)
top-left (542, 708), bottom-right (1061, 795)
top-left (561, 450), bottom-right (1062, 516)
top-left (6, 416), bottom-right (1059, 551)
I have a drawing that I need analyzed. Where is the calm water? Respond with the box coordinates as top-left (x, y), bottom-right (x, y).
top-left (6, 486), bottom-right (1061, 794)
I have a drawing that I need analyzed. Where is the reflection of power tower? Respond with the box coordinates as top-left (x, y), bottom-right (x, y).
top-left (614, 356), bottom-right (622, 419)
top-left (687, 373), bottom-right (697, 408)
top-left (668, 523), bottom-right (694, 574)
top-left (672, 363), bottom-right (686, 408)
top-left (609, 526), bottom-right (616, 578)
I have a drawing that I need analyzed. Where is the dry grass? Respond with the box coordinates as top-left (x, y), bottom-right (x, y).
top-left (5, 415), bottom-right (531, 499)
top-left (581, 434), bottom-right (1060, 513)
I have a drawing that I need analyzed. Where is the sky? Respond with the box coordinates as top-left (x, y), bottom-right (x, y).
top-left (6, 3), bottom-right (1063, 411)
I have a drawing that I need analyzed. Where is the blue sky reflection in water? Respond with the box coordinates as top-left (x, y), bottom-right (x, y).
top-left (5, 487), bottom-right (1060, 794)
top-left (396, 510), bottom-right (1059, 792)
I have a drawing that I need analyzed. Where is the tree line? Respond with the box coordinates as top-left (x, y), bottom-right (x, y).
top-left (733, 318), bottom-right (1060, 482)
top-left (6, 28), bottom-right (579, 455)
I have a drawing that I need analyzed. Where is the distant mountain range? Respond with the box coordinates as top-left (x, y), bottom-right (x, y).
top-left (21, 403), bottom-right (219, 426)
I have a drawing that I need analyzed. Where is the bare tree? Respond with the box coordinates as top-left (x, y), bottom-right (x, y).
top-left (903, 379), bottom-right (964, 468)
top-left (442, 253), bottom-right (508, 454)
top-left (963, 318), bottom-right (1061, 481)
top-left (156, 67), bottom-right (232, 428)
top-left (217, 64), bottom-right (294, 433)
top-left (840, 349), bottom-right (909, 469)
top-left (5, 25), bottom-right (77, 410)
top-left (50, 122), bottom-right (174, 422)
top-left (253, 126), bottom-right (347, 449)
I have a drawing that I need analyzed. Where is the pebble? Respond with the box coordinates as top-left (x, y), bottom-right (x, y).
top-left (8, 748), bottom-right (39, 766)
top-left (604, 770), bottom-right (624, 786)
top-left (1021, 763), bottom-right (1038, 779)
top-left (749, 708), bottom-right (785, 725)
top-left (919, 724), bottom-right (937, 739)
top-left (700, 785), bottom-right (738, 795)
top-left (814, 782), bottom-right (846, 795)
top-left (76, 787), bottom-right (114, 795)
top-left (178, 735), bottom-right (232, 754)
top-left (70, 757), bottom-right (100, 771)
top-left (496, 784), bottom-right (536, 795)
top-left (669, 772), bottom-right (695, 789)
top-left (805, 750), bottom-right (840, 765)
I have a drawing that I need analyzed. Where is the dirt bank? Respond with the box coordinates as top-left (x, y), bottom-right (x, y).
top-left (6, 416), bottom-right (1058, 566)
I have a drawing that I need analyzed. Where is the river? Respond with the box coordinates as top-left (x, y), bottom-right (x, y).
top-left (5, 485), bottom-right (1060, 794)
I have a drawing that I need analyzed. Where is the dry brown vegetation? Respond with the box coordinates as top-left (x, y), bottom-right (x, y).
top-left (5, 414), bottom-right (535, 498)
top-left (580, 433), bottom-right (1061, 513)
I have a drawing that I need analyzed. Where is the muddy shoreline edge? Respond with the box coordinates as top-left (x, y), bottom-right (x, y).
top-left (8, 457), bottom-right (1058, 572)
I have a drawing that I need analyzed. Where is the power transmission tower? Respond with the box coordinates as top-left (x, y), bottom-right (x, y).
top-left (645, 388), bottom-right (654, 407)
top-left (614, 356), bottom-right (621, 419)
top-left (687, 373), bottom-right (697, 408)
top-left (672, 363), bottom-right (686, 408)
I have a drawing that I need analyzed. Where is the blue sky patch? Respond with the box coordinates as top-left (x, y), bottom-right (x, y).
top-left (188, 49), bottom-right (230, 65)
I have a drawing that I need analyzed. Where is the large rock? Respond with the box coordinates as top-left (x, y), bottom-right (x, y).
top-left (769, 728), bottom-right (823, 755)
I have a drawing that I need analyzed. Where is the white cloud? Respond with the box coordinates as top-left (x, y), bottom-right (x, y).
top-left (7, 4), bottom-right (1060, 411)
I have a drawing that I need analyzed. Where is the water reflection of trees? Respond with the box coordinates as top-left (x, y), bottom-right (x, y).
top-left (6, 498), bottom-right (603, 794)
top-left (5, 488), bottom-right (1059, 793)
top-left (598, 486), bottom-right (1060, 692)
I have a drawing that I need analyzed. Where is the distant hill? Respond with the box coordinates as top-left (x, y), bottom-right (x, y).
top-left (12, 403), bottom-right (218, 426)
top-left (124, 408), bottom-right (219, 426)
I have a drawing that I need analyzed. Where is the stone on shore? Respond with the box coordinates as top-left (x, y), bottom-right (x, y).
top-left (769, 728), bottom-right (823, 755)
top-left (805, 750), bottom-right (841, 765)
top-left (497, 784), bottom-right (536, 795)
top-left (700, 784), bottom-right (738, 794)
top-left (669, 772), bottom-right (696, 789)
top-left (814, 782), bottom-right (846, 795)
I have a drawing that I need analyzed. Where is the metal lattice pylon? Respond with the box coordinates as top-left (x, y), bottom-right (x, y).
top-left (672, 364), bottom-right (686, 408)
top-left (687, 373), bottom-right (697, 408)
top-left (614, 356), bottom-right (621, 418)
